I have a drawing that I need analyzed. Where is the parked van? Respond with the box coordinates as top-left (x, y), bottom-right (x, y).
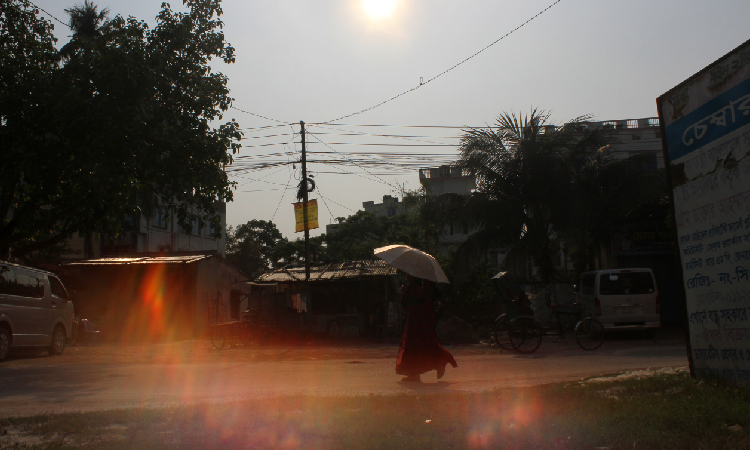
top-left (0, 261), bottom-right (75, 361)
top-left (579, 269), bottom-right (660, 331)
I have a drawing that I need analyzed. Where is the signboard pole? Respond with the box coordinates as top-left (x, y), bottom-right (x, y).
top-left (300, 121), bottom-right (312, 320)
top-left (300, 121), bottom-right (311, 282)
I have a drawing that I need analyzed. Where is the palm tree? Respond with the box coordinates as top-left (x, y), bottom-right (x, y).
top-left (430, 109), bottom-right (663, 283)
top-left (60, 1), bottom-right (109, 59)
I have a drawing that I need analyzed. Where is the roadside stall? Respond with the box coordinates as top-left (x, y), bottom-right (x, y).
top-left (251, 260), bottom-right (401, 341)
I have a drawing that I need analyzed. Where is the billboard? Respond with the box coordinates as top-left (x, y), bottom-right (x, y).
top-left (294, 200), bottom-right (319, 233)
top-left (658, 39), bottom-right (750, 384)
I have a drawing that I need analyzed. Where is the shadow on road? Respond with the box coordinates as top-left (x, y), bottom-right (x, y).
top-left (397, 380), bottom-right (455, 391)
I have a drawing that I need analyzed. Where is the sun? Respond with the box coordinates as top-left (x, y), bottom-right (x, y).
top-left (362, 0), bottom-right (398, 19)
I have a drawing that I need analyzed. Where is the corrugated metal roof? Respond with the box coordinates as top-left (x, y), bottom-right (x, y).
top-left (256, 260), bottom-right (397, 283)
top-left (61, 254), bottom-right (215, 266)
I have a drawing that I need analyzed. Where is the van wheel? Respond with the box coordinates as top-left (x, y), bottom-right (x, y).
top-left (49, 325), bottom-right (66, 356)
top-left (0, 326), bottom-right (10, 361)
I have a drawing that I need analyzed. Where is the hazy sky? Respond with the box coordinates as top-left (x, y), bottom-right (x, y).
top-left (33, 0), bottom-right (750, 238)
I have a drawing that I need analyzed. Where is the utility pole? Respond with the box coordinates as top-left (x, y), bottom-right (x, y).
top-left (300, 121), bottom-right (311, 282)
top-left (300, 121), bottom-right (312, 320)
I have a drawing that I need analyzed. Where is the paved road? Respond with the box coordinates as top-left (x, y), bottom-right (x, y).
top-left (0, 342), bottom-right (688, 417)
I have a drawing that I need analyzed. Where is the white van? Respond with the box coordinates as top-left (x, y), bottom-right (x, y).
top-left (0, 261), bottom-right (75, 361)
top-left (579, 269), bottom-right (660, 331)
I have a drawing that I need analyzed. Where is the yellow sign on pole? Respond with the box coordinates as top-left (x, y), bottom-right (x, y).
top-left (294, 199), bottom-right (319, 232)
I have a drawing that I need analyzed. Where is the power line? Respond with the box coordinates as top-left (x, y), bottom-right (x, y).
top-left (313, 181), bottom-right (336, 224)
top-left (29, 1), bottom-right (69, 28)
top-left (306, 132), bottom-right (397, 189)
top-left (271, 163), bottom-right (296, 222)
top-left (230, 106), bottom-right (289, 124)
top-left (315, 187), bottom-right (356, 214)
top-left (320, 0), bottom-right (563, 124)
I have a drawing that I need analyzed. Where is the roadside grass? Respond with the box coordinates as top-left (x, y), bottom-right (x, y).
top-left (2, 369), bottom-right (749, 449)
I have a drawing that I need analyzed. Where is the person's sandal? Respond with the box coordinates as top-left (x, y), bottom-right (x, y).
top-left (401, 375), bottom-right (421, 382)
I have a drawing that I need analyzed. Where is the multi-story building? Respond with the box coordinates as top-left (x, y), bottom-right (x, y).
top-left (65, 201), bottom-right (227, 259)
top-left (589, 116), bottom-right (663, 169)
top-left (362, 195), bottom-right (409, 218)
top-left (418, 165), bottom-right (484, 257)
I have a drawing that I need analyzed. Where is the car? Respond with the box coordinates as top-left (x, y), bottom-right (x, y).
top-left (579, 268), bottom-right (660, 332)
top-left (0, 261), bottom-right (75, 361)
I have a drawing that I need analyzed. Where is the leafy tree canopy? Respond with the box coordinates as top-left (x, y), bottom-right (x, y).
top-left (0, 0), bottom-right (241, 259)
top-left (326, 198), bottom-right (436, 262)
top-left (226, 220), bottom-right (287, 277)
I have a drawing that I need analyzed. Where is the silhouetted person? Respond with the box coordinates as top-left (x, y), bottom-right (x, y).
top-left (396, 275), bottom-right (457, 382)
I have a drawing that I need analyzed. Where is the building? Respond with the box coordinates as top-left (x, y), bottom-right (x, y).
top-left (58, 252), bottom-right (250, 341)
top-left (418, 165), bottom-right (478, 255)
top-left (65, 201), bottom-right (227, 259)
top-left (253, 260), bottom-right (401, 339)
top-left (418, 165), bottom-right (475, 196)
top-left (362, 195), bottom-right (409, 218)
top-left (587, 116), bottom-right (663, 169)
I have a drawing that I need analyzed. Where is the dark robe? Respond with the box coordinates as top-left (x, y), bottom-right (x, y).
top-left (396, 283), bottom-right (457, 376)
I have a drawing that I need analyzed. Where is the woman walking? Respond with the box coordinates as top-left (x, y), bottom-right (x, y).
top-left (396, 275), bottom-right (457, 382)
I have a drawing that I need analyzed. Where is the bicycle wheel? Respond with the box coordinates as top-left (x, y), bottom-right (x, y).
top-left (492, 314), bottom-right (514, 350)
top-left (210, 326), bottom-right (226, 350)
top-left (575, 318), bottom-right (605, 350)
top-left (510, 317), bottom-right (543, 353)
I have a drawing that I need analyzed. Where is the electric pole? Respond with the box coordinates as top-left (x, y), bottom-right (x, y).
top-left (300, 121), bottom-right (311, 282)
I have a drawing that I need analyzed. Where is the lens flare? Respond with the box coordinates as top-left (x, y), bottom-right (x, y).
top-left (362, 0), bottom-right (397, 19)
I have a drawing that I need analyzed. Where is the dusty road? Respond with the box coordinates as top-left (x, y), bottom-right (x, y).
top-left (0, 336), bottom-right (688, 417)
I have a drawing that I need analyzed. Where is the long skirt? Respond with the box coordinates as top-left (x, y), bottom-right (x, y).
top-left (396, 299), bottom-right (457, 376)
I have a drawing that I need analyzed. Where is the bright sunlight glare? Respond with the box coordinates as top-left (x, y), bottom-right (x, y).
top-left (362, 0), bottom-right (398, 19)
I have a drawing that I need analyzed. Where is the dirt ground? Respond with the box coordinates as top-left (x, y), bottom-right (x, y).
top-left (2, 328), bottom-right (686, 368)
top-left (4, 339), bottom-right (484, 367)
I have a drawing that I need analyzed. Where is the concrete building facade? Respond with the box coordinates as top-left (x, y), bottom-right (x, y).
top-left (64, 201), bottom-right (227, 259)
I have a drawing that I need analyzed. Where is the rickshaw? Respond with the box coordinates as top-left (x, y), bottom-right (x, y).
top-left (491, 272), bottom-right (604, 353)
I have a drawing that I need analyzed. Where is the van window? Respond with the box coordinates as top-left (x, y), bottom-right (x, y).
top-left (581, 274), bottom-right (595, 295)
top-left (0, 266), bottom-right (15, 295)
top-left (15, 271), bottom-right (45, 298)
top-left (599, 272), bottom-right (654, 295)
top-left (49, 276), bottom-right (69, 299)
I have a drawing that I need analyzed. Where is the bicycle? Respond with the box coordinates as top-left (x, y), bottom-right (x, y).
top-left (492, 300), bottom-right (605, 353)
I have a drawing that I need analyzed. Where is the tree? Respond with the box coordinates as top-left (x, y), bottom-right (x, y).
top-left (273, 236), bottom-right (328, 267)
top-left (226, 220), bottom-right (287, 276)
top-left (0, 0), bottom-right (241, 260)
top-left (59, 0), bottom-right (109, 58)
top-left (325, 204), bottom-right (434, 262)
top-left (430, 109), bottom-right (662, 283)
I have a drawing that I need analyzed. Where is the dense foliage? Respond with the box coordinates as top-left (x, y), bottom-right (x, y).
top-left (225, 220), bottom-right (286, 277)
top-left (0, 0), bottom-right (241, 259)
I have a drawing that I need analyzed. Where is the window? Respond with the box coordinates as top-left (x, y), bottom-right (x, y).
top-left (122, 215), bottom-right (136, 232)
top-left (206, 220), bottom-right (220, 239)
top-left (599, 272), bottom-right (654, 296)
top-left (0, 266), bottom-right (15, 295)
top-left (153, 207), bottom-right (168, 228)
top-left (49, 276), bottom-right (69, 300)
top-left (14, 271), bottom-right (44, 298)
top-left (190, 216), bottom-right (201, 235)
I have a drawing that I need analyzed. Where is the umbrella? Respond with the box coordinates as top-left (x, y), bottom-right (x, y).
top-left (374, 244), bottom-right (450, 284)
